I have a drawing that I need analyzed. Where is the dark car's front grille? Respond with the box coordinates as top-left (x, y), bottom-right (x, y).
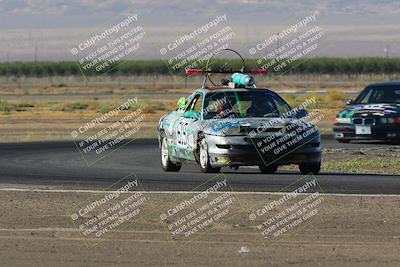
top-left (353, 118), bottom-right (362, 124)
top-left (364, 118), bottom-right (375, 125)
top-left (353, 118), bottom-right (375, 125)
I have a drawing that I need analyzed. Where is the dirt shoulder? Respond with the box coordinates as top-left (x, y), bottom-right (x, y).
top-left (0, 190), bottom-right (399, 266)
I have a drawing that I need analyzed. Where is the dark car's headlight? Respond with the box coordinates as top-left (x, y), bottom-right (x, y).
top-left (334, 117), bottom-right (351, 124)
top-left (381, 117), bottom-right (400, 124)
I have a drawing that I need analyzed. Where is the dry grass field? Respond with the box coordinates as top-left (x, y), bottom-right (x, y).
top-left (0, 73), bottom-right (396, 142)
top-left (0, 90), bottom-right (343, 142)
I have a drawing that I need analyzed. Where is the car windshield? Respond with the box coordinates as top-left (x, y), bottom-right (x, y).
top-left (355, 86), bottom-right (400, 104)
top-left (203, 91), bottom-right (291, 120)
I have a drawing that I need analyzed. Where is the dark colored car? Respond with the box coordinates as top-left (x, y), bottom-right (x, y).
top-left (333, 81), bottom-right (400, 143)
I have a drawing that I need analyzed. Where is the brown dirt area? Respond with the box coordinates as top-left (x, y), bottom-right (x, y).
top-left (0, 191), bottom-right (399, 266)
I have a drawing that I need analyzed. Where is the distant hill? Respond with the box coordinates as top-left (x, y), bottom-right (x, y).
top-left (0, 0), bottom-right (399, 61)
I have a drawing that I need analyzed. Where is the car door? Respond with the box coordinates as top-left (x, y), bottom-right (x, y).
top-left (173, 93), bottom-right (202, 159)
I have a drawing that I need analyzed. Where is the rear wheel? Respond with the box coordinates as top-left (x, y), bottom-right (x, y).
top-left (199, 138), bottom-right (220, 173)
top-left (259, 164), bottom-right (278, 174)
top-left (161, 136), bottom-right (181, 172)
top-left (299, 162), bottom-right (321, 175)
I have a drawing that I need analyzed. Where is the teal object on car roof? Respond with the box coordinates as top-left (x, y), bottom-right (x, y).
top-left (231, 73), bottom-right (255, 86)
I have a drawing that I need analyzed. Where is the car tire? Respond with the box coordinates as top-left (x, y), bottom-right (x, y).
top-left (259, 164), bottom-right (278, 174)
top-left (389, 140), bottom-right (400, 145)
top-left (160, 136), bottom-right (181, 172)
top-left (199, 138), bottom-right (220, 173)
top-left (299, 162), bottom-right (321, 175)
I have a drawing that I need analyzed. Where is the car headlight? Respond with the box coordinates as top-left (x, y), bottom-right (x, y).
top-left (382, 117), bottom-right (400, 124)
top-left (334, 117), bottom-right (351, 124)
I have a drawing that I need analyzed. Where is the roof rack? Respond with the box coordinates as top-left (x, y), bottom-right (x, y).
top-left (185, 49), bottom-right (267, 88)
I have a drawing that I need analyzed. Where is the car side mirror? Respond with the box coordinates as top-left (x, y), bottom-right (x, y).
top-left (183, 110), bottom-right (200, 120)
top-left (295, 109), bottom-right (309, 119)
top-left (346, 99), bottom-right (353, 105)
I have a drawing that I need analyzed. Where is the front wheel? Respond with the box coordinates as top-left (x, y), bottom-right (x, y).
top-left (160, 136), bottom-right (181, 172)
top-left (299, 162), bottom-right (321, 175)
top-left (199, 138), bottom-right (220, 173)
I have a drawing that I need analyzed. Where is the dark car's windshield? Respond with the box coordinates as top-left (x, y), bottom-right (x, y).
top-left (355, 86), bottom-right (400, 104)
top-left (203, 91), bottom-right (291, 120)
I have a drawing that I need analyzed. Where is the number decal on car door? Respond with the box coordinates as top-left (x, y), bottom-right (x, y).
top-left (176, 118), bottom-right (190, 147)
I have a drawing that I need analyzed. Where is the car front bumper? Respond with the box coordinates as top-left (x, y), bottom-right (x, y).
top-left (205, 133), bottom-right (322, 167)
top-left (333, 124), bottom-right (400, 141)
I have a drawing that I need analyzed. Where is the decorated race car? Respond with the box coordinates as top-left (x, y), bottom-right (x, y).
top-left (157, 49), bottom-right (322, 174)
top-left (333, 81), bottom-right (400, 143)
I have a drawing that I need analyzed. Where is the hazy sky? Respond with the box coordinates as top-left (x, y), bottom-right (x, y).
top-left (0, 0), bottom-right (399, 61)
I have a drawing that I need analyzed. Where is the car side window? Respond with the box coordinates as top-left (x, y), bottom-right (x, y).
top-left (373, 89), bottom-right (385, 102)
top-left (394, 89), bottom-right (400, 103)
top-left (193, 95), bottom-right (203, 112)
top-left (187, 94), bottom-right (202, 113)
top-left (358, 88), bottom-right (373, 104)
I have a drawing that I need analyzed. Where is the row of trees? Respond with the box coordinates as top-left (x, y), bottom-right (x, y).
top-left (0, 58), bottom-right (399, 76)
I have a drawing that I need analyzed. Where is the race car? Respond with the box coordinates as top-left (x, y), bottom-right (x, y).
top-left (157, 49), bottom-right (322, 174)
top-left (333, 80), bottom-right (400, 143)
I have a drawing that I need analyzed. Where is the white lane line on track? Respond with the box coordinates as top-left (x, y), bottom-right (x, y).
top-left (0, 187), bottom-right (399, 197)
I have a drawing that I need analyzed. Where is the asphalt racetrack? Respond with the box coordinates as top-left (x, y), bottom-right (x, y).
top-left (0, 136), bottom-right (399, 194)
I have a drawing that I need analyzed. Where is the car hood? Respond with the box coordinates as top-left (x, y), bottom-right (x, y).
top-left (203, 117), bottom-right (312, 136)
top-left (337, 103), bottom-right (400, 118)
